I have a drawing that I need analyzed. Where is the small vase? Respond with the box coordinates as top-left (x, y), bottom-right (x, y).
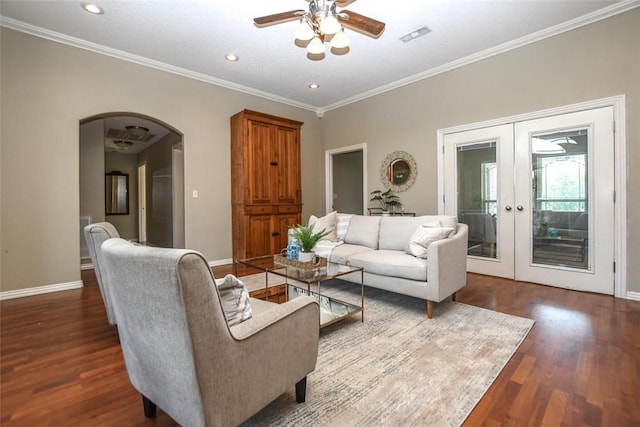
top-left (298, 251), bottom-right (315, 262)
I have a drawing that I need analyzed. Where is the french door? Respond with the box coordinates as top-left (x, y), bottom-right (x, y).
top-left (443, 107), bottom-right (615, 294)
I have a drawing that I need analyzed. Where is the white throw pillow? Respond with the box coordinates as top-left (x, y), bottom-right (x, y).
top-left (309, 211), bottom-right (338, 242)
top-left (407, 223), bottom-right (455, 258)
top-left (335, 213), bottom-right (353, 241)
top-left (215, 274), bottom-right (252, 326)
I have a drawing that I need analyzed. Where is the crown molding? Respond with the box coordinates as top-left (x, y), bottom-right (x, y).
top-left (2, 0), bottom-right (638, 114)
top-left (322, 0), bottom-right (640, 112)
top-left (0, 16), bottom-right (318, 113)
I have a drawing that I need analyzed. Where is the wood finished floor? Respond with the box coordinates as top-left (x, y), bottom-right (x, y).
top-left (1, 268), bottom-right (639, 426)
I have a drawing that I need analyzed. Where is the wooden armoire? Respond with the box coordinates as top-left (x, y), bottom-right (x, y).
top-left (230, 110), bottom-right (303, 261)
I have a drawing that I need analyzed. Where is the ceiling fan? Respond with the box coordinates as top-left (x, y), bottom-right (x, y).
top-left (254, 0), bottom-right (385, 56)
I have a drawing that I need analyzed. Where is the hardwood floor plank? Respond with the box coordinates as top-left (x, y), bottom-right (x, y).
top-left (1, 269), bottom-right (639, 426)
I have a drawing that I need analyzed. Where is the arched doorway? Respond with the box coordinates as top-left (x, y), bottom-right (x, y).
top-left (79, 112), bottom-right (185, 268)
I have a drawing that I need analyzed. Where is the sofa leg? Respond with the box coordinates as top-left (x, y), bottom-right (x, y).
top-left (451, 292), bottom-right (457, 302)
top-left (142, 395), bottom-right (157, 418)
top-left (295, 377), bottom-right (307, 403)
top-left (427, 301), bottom-right (433, 319)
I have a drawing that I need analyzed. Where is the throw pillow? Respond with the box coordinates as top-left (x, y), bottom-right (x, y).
top-left (335, 213), bottom-right (353, 241)
top-left (407, 224), bottom-right (455, 258)
top-left (309, 211), bottom-right (338, 242)
top-left (215, 274), bottom-right (252, 326)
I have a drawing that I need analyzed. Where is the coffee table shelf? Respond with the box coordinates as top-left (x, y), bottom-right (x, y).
top-left (238, 255), bottom-right (364, 328)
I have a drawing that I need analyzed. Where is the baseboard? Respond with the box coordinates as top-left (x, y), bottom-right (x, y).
top-left (0, 280), bottom-right (84, 300)
top-left (81, 263), bottom-right (94, 271)
top-left (626, 291), bottom-right (640, 301)
top-left (209, 258), bottom-right (233, 268)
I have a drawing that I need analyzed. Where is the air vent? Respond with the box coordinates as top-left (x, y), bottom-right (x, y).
top-left (106, 128), bottom-right (155, 142)
top-left (400, 26), bottom-right (431, 43)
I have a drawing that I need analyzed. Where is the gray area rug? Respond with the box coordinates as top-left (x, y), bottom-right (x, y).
top-left (239, 274), bottom-right (535, 427)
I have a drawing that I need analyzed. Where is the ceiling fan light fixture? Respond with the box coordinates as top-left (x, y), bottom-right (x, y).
top-left (331, 29), bottom-right (350, 49)
top-left (307, 36), bottom-right (325, 54)
top-left (113, 140), bottom-right (133, 150)
top-left (125, 125), bottom-right (149, 137)
top-left (319, 14), bottom-right (341, 35)
top-left (294, 20), bottom-right (315, 41)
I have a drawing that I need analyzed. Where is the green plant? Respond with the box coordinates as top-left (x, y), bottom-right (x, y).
top-left (289, 223), bottom-right (331, 252)
top-left (370, 189), bottom-right (401, 211)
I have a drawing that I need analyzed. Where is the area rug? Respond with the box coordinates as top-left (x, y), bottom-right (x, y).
top-left (239, 274), bottom-right (535, 427)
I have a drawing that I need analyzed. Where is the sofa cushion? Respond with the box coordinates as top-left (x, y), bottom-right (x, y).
top-left (348, 250), bottom-right (428, 281)
top-left (344, 215), bottom-right (381, 249)
top-left (215, 274), bottom-right (252, 326)
top-left (328, 244), bottom-right (374, 265)
top-left (407, 225), bottom-right (455, 258)
top-left (309, 211), bottom-right (338, 242)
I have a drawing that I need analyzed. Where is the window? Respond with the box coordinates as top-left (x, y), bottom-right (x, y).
top-left (481, 162), bottom-right (497, 216)
top-left (534, 154), bottom-right (586, 211)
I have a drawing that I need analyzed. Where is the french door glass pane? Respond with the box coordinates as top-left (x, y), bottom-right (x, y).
top-left (530, 129), bottom-right (589, 269)
top-left (456, 142), bottom-right (497, 259)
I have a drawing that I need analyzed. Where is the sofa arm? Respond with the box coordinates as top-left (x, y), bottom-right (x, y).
top-left (426, 223), bottom-right (468, 302)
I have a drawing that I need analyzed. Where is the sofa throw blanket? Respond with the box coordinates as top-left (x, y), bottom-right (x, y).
top-left (215, 274), bottom-right (252, 326)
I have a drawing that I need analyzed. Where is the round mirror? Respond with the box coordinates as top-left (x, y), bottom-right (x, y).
top-left (390, 159), bottom-right (411, 185)
top-left (379, 151), bottom-right (417, 192)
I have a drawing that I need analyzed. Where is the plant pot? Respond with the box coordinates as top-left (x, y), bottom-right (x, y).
top-left (381, 211), bottom-right (391, 216)
top-left (298, 251), bottom-right (315, 262)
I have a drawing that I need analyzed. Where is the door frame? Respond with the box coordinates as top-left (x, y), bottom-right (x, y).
top-left (437, 95), bottom-right (627, 299)
top-left (325, 143), bottom-right (368, 215)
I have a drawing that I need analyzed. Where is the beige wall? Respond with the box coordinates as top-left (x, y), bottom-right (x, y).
top-left (0, 27), bottom-right (324, 292)
top-left (1, 9), bottom-right (638, 294)
top-left (323, 9), bottom-right (639, 292)
top-left (79, 121), bottom-right (105, 225)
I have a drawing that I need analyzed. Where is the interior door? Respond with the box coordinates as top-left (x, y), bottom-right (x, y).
top-left (443, 106), bottom-right (615, 294)
top-left (513, 106), bottom-right (614, 293)
top-left (443, 125), bottom-right (515, 278)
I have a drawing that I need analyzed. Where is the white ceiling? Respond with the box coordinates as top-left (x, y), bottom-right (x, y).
top-left (1, 0), bottom-right (636, 114)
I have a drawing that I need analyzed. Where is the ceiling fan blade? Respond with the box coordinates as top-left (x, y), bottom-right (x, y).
top-left (338, 9), bottom-right (385, 39)
top-left (254, 10), bottom-right (305, 28)
top-left (335, 0), bottom-right (357, 6)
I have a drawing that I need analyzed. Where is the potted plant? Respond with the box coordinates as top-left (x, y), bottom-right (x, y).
top-left (370, 189), bottom-right (402, 214)
top-left (289, 223), bottom-right (331, 262)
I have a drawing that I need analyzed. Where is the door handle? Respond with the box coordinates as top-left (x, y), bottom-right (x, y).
top-left (505, 205), bottom-right (512, 211)
top-left (517, 205), bottom-right (524, 211)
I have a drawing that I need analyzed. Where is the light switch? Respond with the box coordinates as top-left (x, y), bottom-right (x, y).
top-left (192, 190), bottom-right (199, 198)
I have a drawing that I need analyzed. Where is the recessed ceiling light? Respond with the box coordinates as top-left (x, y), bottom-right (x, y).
top-left (309, 83), bottom-right (320, 89)
top-left (225, 54), bottom-right (239, 62)
top-left (81, 3), bottom-right (104, 15)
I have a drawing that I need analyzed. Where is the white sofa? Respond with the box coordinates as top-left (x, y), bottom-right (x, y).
top-left (311, 213), bottom-right (469, 318)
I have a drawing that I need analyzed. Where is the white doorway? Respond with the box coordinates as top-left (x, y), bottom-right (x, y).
top-left (325, 144), bottom-right (367, 215)
top-left (441, 102), bottom-right (622, 295)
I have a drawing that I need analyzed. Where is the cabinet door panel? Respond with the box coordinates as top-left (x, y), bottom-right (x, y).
top-left (246, 214), bottom-right (272, 258)
top-left (275, 126), bottom-right (300, 204)
top-left (273, 213), bottom-right (301, 254)
top-left (247, 121), bottom-right (275, 204)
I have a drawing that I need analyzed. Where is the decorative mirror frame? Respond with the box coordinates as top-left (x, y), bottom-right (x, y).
top-left (379, 150), bottom-right (417, 192)
top-left (105, 171), bottom-right (130, 215)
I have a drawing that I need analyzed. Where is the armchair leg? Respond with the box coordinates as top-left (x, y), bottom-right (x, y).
top-left (295, 377), bottom-right (307, 403)
top-left (142, 395), bottom-right (157, 418)
top-left (427, 300), bottom-right (433, 319)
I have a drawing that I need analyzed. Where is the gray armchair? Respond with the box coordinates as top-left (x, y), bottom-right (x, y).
top-left (83, 222), bottom-right (120, 325)
top-left (101, 238), bottom-right (320, 426)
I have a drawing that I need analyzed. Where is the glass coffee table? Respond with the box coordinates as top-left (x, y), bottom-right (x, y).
top-left (238, 255), bottom-right (364, 328)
